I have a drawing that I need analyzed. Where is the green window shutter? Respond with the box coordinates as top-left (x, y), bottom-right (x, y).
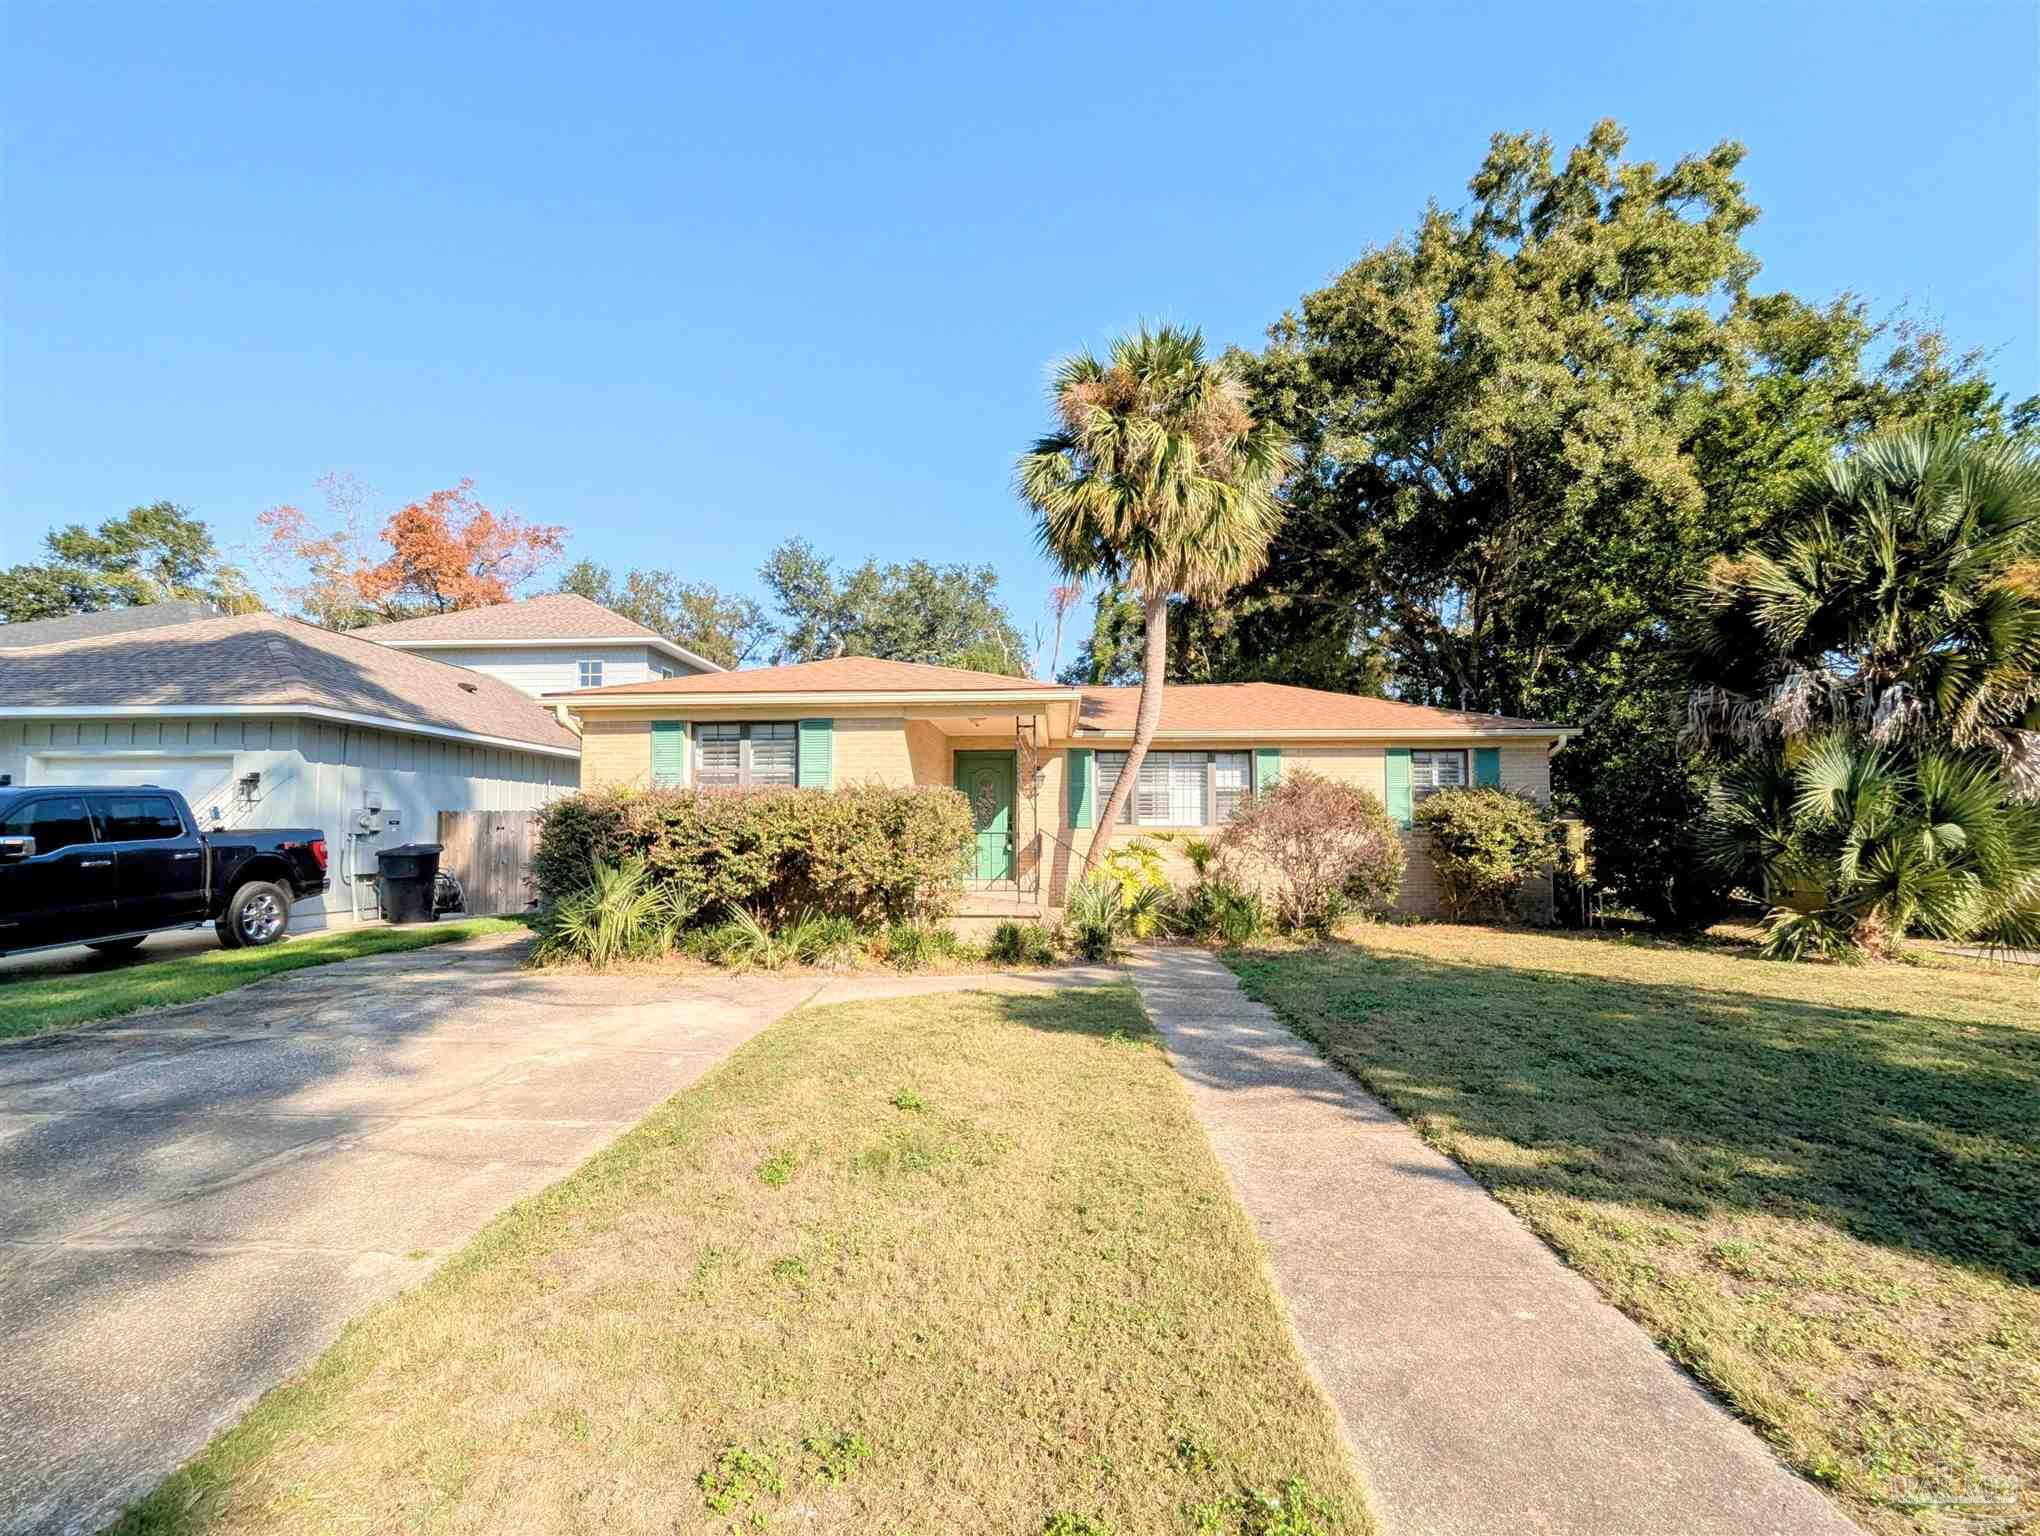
top-left (1254, 746), bottom-right (1282, 792)
top-left (1474, 746), bottom-right (1501, 788)
top-left (798, 718), bottom-right (833, 788)
top-left (650, 721), bottom-right (687, 787)
top-left (1067, 748), bottom-right (1093, 829)
top-left (1385, 747), bottom-right (1413, 828)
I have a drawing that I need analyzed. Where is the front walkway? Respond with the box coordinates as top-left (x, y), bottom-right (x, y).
top-left (1127, 945), bottom-right (1863, 1536)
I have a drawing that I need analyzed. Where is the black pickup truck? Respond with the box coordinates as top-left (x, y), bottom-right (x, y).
top-left (0, 786), bottom-right (329, 957)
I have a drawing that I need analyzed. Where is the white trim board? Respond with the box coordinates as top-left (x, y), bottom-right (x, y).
top-left (377, 633), bottom-right (724, 674)
top-left (0, 705), bottom-right (583, 760)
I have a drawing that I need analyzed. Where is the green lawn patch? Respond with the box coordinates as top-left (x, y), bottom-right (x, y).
top-left (106, 984), bottom-right (1370, 1536)
top-left (0, 918), bottom-right (523, 1041)
top-left (1227, 924), bottom-right (2040, 1536)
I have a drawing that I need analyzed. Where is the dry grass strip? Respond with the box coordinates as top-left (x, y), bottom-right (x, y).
top-left (110, 983), bottom-right (1371, 1536)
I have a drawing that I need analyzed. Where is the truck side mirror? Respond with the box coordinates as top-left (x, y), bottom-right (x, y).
top-left (0, 836), bottom-right (36, 862)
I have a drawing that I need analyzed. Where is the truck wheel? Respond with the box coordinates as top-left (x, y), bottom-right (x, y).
top-left (218, 881), bottom-right (291, 949)
top-left (85, 935), bottom-right (147, 955)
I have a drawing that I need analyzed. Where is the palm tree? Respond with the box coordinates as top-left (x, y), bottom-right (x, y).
top-left (1687, 428), bottom-right (2040, 956)
top-left (1018, 326), bottom-right (1289, 866)
top-left (1686, 428), bottom-right (2040, 788)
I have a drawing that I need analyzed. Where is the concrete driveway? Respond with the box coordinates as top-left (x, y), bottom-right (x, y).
top-left (0, 927), bottom-right (222, 980)
top-left (0, 934), bottom-right (825, 1536)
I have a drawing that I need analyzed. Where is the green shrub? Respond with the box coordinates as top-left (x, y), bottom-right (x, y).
top-left (987, 920), bottom-right (1060, 965)
top-left (883, 921), bottom-right (967, 972)
top-left (1064, 875), bottom-right (1128, 961)
top-left (1178, 874), bottom-right (1268, 946)
top-left (1221, 770), bottom-right (1404, 935)
top-left (1415, 786), bottom-right (1558, 921)
top-left (534, 783), bottom-right (974, 926)
top-left (529, 858), bottom-right (692, 967)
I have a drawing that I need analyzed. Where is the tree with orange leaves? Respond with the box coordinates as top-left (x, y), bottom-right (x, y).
top-left (259, 475), bottom-right (565, 627)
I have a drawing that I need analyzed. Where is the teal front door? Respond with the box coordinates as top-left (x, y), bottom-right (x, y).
top-left (954, 751), bottom-right (1016, 881)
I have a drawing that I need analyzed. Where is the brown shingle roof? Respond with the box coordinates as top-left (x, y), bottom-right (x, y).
top-left (0, 612), bottom-right (581, 753)
top-left (1076, 683), bottom-right (1565, 735)
top-left (554, 655), bottom-right (1066, 696)
top-left (350, 592), bottom-right (664, 645)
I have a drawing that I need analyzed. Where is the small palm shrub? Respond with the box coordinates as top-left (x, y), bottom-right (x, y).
top-left (1098, 838), bottom-right (1173, 937)
top-left (1064, 876), bottom-right (1129, 961)
top-left (1415, 787), bottom-right (1558, 921)
top-left (987, 920), bottom-right (1060, 965)
top-left (530, 858), bottom-right (692, 968)
top-left (1221, 770), bottom-right (1405, 935)
top-left (1177, 874), bottom-right (1268, 946)
top-left (1703, 735), bottom-right (2040, 959)
top-left (881, 922), bottom-right (970, 972)
top-left (779, 909), bottom-right (864, 968)
top-left (681, 906), bottom-right (789, 969)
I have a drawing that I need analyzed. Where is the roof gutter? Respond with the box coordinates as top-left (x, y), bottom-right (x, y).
top-left (376, 634), bottom-right (725, 673)
top-left (0, 704), bottom-right (583, 760)
top-left (547, 689), bottom-right (1082, 708)
top-left (1071, 726), bottom-right (1575, 741)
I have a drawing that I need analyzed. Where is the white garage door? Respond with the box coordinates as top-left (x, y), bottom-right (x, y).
top-left (34, 756), bottom-right (236, 818)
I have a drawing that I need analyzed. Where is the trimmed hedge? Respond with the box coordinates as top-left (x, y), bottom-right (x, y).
top-left (1415, 786), bottom-right (1557, 921)
top-left (534, 784), bottom-right (975, 926)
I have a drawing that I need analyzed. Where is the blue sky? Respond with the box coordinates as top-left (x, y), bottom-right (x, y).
top-left (5, 1), bottom-right (2035, 671)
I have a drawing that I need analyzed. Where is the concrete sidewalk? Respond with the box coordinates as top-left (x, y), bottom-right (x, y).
top-left (1128, 945), bottom-right (1862, 1536)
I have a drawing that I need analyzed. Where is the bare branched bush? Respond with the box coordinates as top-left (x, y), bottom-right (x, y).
top-left (1220, 770), bottom-right (1405, 935)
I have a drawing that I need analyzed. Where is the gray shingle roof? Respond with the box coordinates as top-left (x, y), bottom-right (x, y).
top-left (0, 611), bottom-right (581, 754)
top-left (0, 600), bottom-right (219, 649)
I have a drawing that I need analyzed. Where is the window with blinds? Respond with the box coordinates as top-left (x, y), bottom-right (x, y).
top-left (749, 722), bottom-right (797, 785)
top-left (1410, 749), bottom-right (1467, 799)
top-left (1095, 750), bottom-right (1254, 826)
top-left (696, 722), bottom-right (798, 788)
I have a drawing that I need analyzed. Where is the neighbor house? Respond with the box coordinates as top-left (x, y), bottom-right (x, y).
top-left (0, 611), bottom-right (580, 932)
top-left (548, 656), bottom-right (1572, 919)
top-left (349, 592), bottom-right (722, 698)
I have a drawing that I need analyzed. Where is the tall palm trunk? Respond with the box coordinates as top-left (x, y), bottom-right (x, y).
top-left (1085, 591), bottom-right (1169, 867)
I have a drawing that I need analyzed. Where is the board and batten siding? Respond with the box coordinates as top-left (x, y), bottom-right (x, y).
top-left (0, 715), bottom-right (577, 933)
top-left (396, 643), bottom-right (688, 699)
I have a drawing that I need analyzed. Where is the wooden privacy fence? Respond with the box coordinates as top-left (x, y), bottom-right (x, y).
top-left (437, 810), bottom-right (540, 916)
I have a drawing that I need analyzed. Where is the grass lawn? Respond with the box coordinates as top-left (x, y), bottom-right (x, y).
top-left (0, 918), bottom-right (524, 1041)
top-left (109, 984), bottom-right (1371, 1536)
top-left (1227, 925), bottom-right (2039, 1536)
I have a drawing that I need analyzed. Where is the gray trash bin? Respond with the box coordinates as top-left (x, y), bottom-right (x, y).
top-left (376, 843), bottom-right (442, 924)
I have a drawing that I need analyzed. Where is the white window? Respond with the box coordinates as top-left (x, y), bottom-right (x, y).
top-left (1410, 749), bottom-right (1468, 800)
top-left (696, 722), bottom-right (799, 788)
top-left (1213, 751), bottom-right (1252, 822)
top-left (577, 660), bottom-right (604, 689)
top-left (1096, 750), bottom-right (1255, 826)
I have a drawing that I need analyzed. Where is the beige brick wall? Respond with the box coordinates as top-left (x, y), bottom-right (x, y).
top-left (569, 712), bottom-right (1559, 921)
top-left (580, 718), bottom-right (651, 789)
top-left (833, 717), bottom-right (916, 786)
top-left (905, 719), bottom-right (950, 786)
top-left (1042, 737), bottom-right (1558, 920)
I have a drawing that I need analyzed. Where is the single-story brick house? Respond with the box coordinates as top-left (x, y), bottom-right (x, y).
top-left (549, 656), bottom-right (1573, 919)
